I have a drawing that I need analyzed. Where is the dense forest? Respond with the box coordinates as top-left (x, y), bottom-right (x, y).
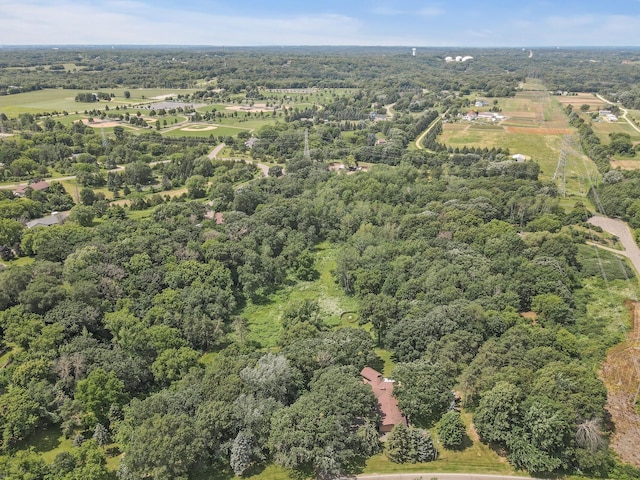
top-left (1, 47), bottom-right (640, 480)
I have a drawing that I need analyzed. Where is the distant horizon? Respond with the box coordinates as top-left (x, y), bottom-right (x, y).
top-left (1, 1), bottom-right (639, 47)
top-left (1, 45), bottom-right (639, 50)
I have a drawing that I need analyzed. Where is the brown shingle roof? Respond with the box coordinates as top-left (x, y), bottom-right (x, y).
top-left (14, 181), bottom-right (50, 196)
top-left (361, 367), bottom-right (407, 430)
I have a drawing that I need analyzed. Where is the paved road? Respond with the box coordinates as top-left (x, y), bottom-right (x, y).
top-left (588, 215), bottom-right (640, 276)
top-left (356, 474), bottom-right (545, 480)
top-left (596, 94), bottom-right (640, 134)
top-left (207, 142), bottom-right (226, 159)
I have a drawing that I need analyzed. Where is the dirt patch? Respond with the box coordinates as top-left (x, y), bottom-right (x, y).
top-left (150, 94), bottom-right (177, 100)
top-left (225, 104), bottom-right (277, 113)
top-left (610, 160), bottom-right (640, 170)
top-left (505, 126), bottom-right (573, 135)
top-left (600, 299), bottom-right (640, 467)
top-left (82, 119), bottom-right (122, 128)
top-left (180, 125), bottom-right (218, 132)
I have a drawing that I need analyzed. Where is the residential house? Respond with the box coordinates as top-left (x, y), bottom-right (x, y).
top-left (26, 211), bottom-right (69, 229)
top-left (361, 367), bottom-right (407, 434)
top-left (13, 180), bottom-right (50, 197)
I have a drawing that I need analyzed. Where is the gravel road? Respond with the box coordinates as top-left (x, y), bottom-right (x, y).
top-left (588, 215), bottom-right (640, 275)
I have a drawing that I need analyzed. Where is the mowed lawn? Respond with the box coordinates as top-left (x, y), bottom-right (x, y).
top-left (0, 88), bottom-right (198, 115)
top-left (162, 124), bottom-right (252, 138)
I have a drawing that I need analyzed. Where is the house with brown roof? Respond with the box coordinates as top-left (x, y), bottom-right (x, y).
top-left (13, 180), bottom-right (50, 197)
top-left (361, 367), bottom-right (407, 434)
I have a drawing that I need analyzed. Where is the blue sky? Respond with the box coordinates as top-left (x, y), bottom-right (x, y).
top-left (1, 0), bottom-right (639, 46)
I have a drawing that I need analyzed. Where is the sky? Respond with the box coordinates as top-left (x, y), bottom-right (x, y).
top-left (1, 0), bottom-right (640, 47)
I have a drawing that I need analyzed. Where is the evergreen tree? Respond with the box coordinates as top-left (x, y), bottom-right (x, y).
top-left (230, 430), bottom-right (254, 476)
top-left (438, 411), bottom-right (465, 448)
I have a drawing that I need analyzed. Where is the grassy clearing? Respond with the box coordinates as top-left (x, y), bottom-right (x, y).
top-left (162, 124), bottom-right (251, 138)
top-left (0, 88), bottom-right (198, 116)
top-left (12, 425), bottom-right (74, 464)
top-left (580, 278), bottom-right (638, 341)
top-left (364, 411), bottom-right (516, 475)
top-left (591, 119), bottom-right (640, 140)
top-left (241, 241), bottom-right (359, 348)
top-left (374, 348), bottom-right (396, 377)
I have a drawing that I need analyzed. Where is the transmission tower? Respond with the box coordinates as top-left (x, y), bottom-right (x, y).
top-left (304, 128), bottom-right (310, 161)
top-left (101, 126), bottom-right (109, 150)
top-left (552, 135), bottom-right (570, 197)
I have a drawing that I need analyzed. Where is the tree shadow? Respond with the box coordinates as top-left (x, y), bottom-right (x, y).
top-left (17, 425), bottom-right (63, 454)
top-left (448, 432), bottom-right (473, 451)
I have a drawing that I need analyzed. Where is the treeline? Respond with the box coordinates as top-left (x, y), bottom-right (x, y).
top-left (564, 105), bottom-right (611, 174)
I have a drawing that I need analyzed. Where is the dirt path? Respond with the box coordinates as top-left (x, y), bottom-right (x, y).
top-left (415, 112), bottom-right (446, 151)
top-left (596, 94), bottom-right (640, 134)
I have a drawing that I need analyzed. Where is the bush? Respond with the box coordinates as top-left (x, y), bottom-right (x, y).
top-left (438, 411), bottom-right (465, 448)
top-left (385, 423), bottom-right (437, 463)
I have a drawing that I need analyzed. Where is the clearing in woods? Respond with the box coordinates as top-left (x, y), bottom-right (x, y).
top-left (600, 299), bottom-right (640, 467)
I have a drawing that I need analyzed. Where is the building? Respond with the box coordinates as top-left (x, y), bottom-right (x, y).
top-left (13, 180), bottom-right (50, 197)
top-left (26, 211), bottom-right (69, 229)
top-left (361, 367), bottom-right (407, 434)
top-left (462, 111), bottom-right (478, 121)
top-left (244, 137), bottom-right (259, 149)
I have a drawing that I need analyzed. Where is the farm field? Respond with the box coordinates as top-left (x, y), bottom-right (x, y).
top-left (440, 82), bottom-right (599, 197)
top-left (555, 92), bottom-right (608, 110)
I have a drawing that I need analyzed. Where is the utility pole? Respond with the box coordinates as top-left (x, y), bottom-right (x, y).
top-left (304, 128), bottom-right (311, 161)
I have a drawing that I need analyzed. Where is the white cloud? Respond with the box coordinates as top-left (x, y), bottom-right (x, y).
top-left (418, 7), bottom-right (444, 17)
top-left (0, 1), bottom-right (639, 46)
top-left (0, 1), bottom-right (366, 45)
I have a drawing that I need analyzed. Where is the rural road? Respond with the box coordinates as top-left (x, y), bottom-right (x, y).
top-left (208, 142), bottom-right (226, 159)
top-left (588, 215), bottom-right (640, 276)
top-left (415, 110), bottom-right (447, 151)
top-left (596, 94), bottom-right (640, 134)
top-left (0, 175), bottom-right (78, 190)
top-left (355, 474), bottom-right (545, 480)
